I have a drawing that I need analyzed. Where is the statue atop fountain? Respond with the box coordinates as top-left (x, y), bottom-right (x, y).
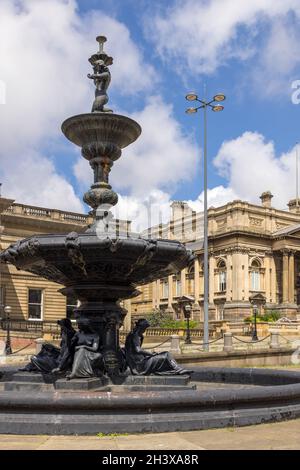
top-left (87, 35), bottom-right (113, 113)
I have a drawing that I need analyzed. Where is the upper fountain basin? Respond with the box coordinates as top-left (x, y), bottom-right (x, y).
top-left (61, 113), bottom-right (141, 152)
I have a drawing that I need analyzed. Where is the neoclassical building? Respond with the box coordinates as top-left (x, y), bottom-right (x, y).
top-left (129, 192), bottom-right (300, 321)
top-left (1, 191), bottom-right (300, 326)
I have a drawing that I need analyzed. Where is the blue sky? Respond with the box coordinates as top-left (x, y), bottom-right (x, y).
top-left (1, 0), bottom-right (300, 229)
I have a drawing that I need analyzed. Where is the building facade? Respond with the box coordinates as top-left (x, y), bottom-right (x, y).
top-left (130, 192), bottom-right (300, 321)
top-left (1, 191), bottom-right (300, 326)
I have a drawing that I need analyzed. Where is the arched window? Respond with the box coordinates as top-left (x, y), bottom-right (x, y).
top-left (217, 259), bottom-right (227, 292)
top-left (250, 259), bottom-right (261, 291)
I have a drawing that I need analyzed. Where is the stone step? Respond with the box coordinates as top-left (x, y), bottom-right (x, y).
top-left (110, 375), bottom-right (191, 386)
top-left (55, 378), bottom-right (106, 391)
top-left (11, 372), bottom-right (55, 384)
top-left (107, 384), bottom-right (196, 392)
top-left (4, 382), bottom-right (53, 392)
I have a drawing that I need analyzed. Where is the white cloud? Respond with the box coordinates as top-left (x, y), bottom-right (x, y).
top-left (0, 0), bottom-right (155, 211)
top-left (214, 131), bottom-right (298, 209)
top-left (74, 95), bottom-right (197, 196)
top-left (3, 151), bottom-right (83, 212)
top-left (112, 190), bottom-right (173, 233)
top-left (147, 0), bottom-right (300, 92)
top-left (187, 185), bottom-right (239, 212)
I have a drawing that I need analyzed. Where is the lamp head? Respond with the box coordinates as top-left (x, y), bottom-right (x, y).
top-left (186, 92), bottom-right (198, 101)
top-left (213, 93), bottom-right (226, 102)
top-left (183, 303), bottom-right (192, 318)
top-left (212, 105), bottom-right (224, 112)
top-left (186, 107), bottom-right (197, 114)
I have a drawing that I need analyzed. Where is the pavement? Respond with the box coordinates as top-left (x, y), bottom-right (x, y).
top-left (1, 418), bottom-right (300, 450)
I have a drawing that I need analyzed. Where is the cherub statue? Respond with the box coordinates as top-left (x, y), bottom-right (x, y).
top-left (87, 36), bottom-right (113, 113)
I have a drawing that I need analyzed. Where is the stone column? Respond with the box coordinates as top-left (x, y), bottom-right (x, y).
top-left (289, 251), bottom-right (295, 303)
top-left (264, 255), bottom-right (271, 303)
top-left (194, 257), bottom-right (200, 301)
top-left (270, 256), bottom-right (277, 304)
top-left (170, 335), bottom-right (181, 354)
top-left (226, 253), bottom-right (232, 302)
top-left (152, 281), bottom-right (157, 309)
top-left (269, 332), bottom-right (280, 349)
top-left (223, 332), bottom-right (233, 352)
top-left (209, 255), bottom-right (215, 304)
top-left (282, 251), bottom-right (289, 303)
top-left (231, 251), bottom-right (239, 301)
top-left (156, 280), bottom-right (160, 306)
top-left (181, 268), bottom-right (186, 296)
top-left (168, 274), bottom-right (173, 308)
top-left (243, 251), bottom-right (249, 301)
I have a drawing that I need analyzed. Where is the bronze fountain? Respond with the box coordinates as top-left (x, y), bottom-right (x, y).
top-left (0, 36), bottom-right (192, 378)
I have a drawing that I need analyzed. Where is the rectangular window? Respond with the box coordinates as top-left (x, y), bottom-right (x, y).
top-left (251, 271), bottom-right (260, 291)
top-left (162, 281), bottom-right (169, 299)
top-left (66, 294), bottom-right (78, 320)
top-left (28, 289), bottom-right (43, 320)
top-left (175, 279), bottom-right (181, 297)
top-left (219, 271), bottom-right (227, 292)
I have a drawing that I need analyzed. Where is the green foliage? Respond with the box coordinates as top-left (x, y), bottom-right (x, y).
top-left (97, 432), bottom-right (128, 438)
top-left (244, 310), bottom-right (281, 323)
top-left (144, 309), bottom-right (172, 327)
top-left (144, 310), bottom-right (199, 329)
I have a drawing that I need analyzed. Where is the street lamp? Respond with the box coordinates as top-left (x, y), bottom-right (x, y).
top-left (185, 90), bottom-right (225, 351)
top-left (4, 305), bottom-right (12, 355)
top-left (183, 303), bottom-right (192, 344)
top-left (252, 304), bottom-right (258, 341)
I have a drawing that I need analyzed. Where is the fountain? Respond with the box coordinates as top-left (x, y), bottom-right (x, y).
top-left (1, 37), bottom-right (300, 435)
top-left (0, 36), bottom-right (193, 378)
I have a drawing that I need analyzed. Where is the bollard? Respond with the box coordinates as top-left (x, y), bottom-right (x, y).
top-left (269, 331), bottom-right (280, 349)
top-left (35, 338), bottom-right (46, 354)
top-left (223, 332), bottom-right (233, 352)
top-left (170, 335), bottom-right (181, 354)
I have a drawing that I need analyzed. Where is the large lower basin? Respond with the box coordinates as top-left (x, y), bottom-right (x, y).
top-left (0, 231), bottom-right (193, 300)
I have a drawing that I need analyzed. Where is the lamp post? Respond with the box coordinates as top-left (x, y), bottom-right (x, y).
top-left (252, 304), bottom-right (258, 341)
top-left (183, 303), bottom-right (192, 344)
top-left (249, 293), bottom-right (265, 342)
top-left (4, 305), bottom-right (12, 355)
top-left (185, 91), bottom-right (225, 351)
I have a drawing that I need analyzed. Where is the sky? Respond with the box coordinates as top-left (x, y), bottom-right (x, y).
top-left (1, 0), bottom-right (300, 231)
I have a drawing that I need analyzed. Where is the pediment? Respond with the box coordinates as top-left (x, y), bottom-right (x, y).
top-left (273, 223), bottom-right (300, 238)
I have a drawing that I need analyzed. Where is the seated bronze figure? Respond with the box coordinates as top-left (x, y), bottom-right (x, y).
top-left (124, 319), bottom-right (192, 376)
top-left (66, 318), bottom-right (104, 379)
top-left (20, 318), bottom-right (75, 374)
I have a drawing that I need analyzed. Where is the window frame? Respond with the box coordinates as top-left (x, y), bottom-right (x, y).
top-left (28, 288), bottom-right (44, 321)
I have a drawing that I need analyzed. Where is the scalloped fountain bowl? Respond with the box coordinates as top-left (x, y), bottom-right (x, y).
top-left (61, 113), bottom-right (141, 157)
top-left (0, 231), bottom-right (192, 301)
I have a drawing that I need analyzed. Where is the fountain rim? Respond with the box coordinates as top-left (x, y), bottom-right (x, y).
top-left (61, 112), bottom-right (142, 148)
top-left (1, 366), bottom-right (300, 434)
